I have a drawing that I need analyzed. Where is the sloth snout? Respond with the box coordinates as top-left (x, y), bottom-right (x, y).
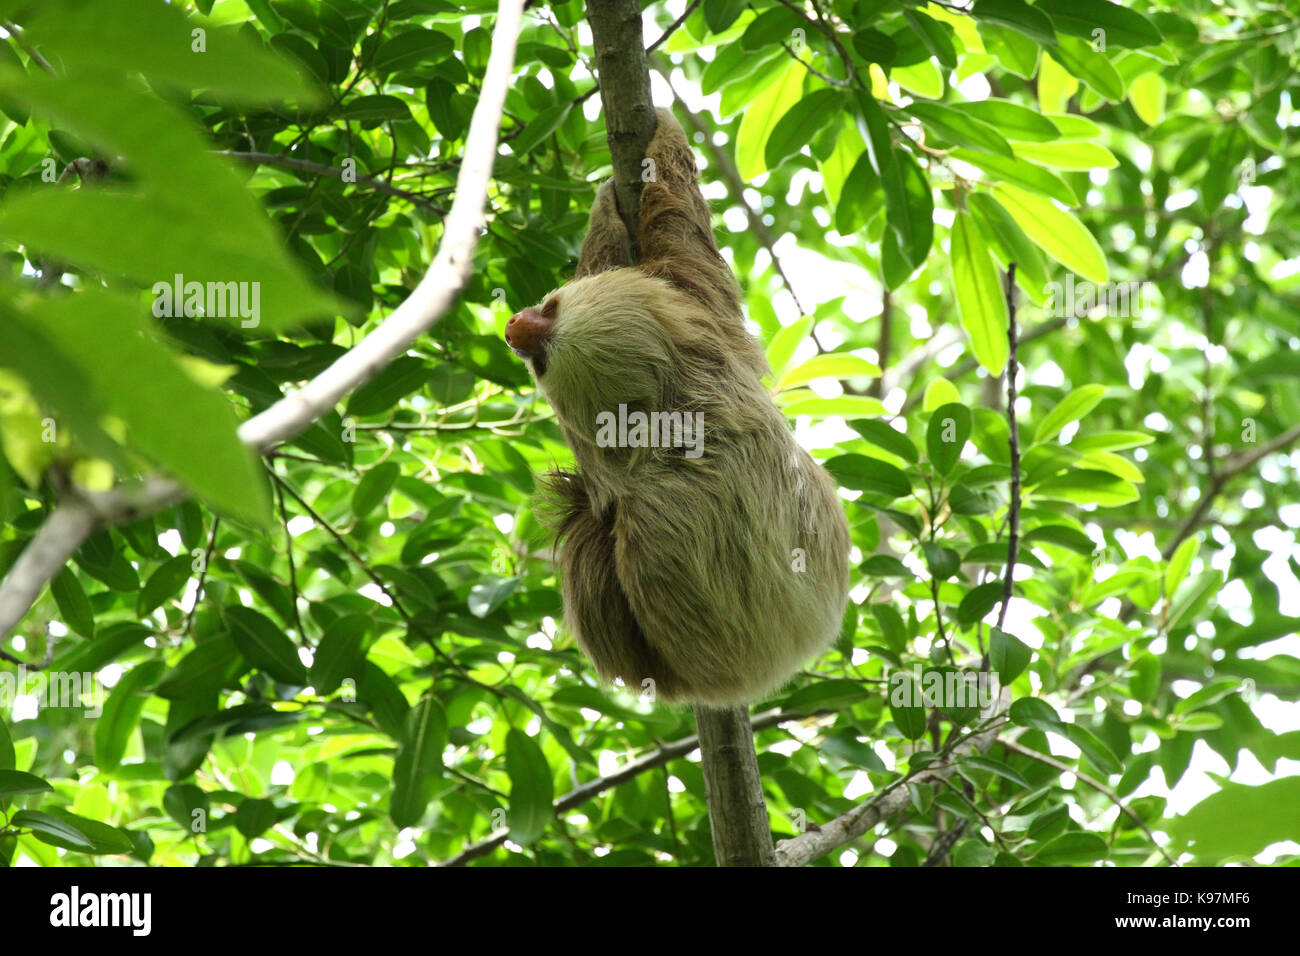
top-left (505, 307), bottom-right (554, 361)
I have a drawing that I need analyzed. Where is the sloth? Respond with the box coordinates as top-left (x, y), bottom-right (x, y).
top-left (506, 108), bottom-right (850, 706)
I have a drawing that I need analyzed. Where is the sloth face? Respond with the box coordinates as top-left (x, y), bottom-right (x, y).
top-left (506, 270), bottom-right (675, 427)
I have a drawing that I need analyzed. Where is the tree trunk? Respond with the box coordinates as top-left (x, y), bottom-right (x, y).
top-left (694, 705), bottom-right (776, 866)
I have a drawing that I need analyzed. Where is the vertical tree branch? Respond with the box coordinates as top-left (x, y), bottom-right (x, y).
top-left (585, 0), bottom-right (656, 255)
top-left (693, 705), bottom-right (777, 866)
top-left (994, 264), bottom-right (1020, 653)
top-left (585, 2), bottom-right (775, 867)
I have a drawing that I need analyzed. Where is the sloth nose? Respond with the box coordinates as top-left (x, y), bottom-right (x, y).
top-left (505, 307), bottom-right (554, 358)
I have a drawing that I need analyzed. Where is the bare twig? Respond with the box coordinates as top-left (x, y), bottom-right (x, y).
top-left (1002, 739), bottom-right (1179, 867)
top-left (994, 265), bottom-right (1020, 648)
top-left (774, 690), bottom-right (1011, 867)
top-left (215, 150), bottom-right (444, 212)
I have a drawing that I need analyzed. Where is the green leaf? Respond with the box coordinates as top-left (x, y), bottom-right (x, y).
top-left (506, 728), bottom-right (554, 844)
top-left (892, 689), bottom-right (927, 740)
top-left (347, 356), bottom-right (431, 417)
top-left (902, 10), bottom-right (957, 68)
top-left (1164, 536), bottom-right (1199, 600)
top-left (163, 783), bottom-right (210, 834)
top-left (765, 89), bottom-right (844, 170)
top-left (137, 554), bottom-right (194, 618)
top-left (1128, 72), bottom-right (1165, 126)
top-left (311, 614), bottom-right (369, 695)
top-left (225, 606), bottom-right (307, 685)
top-left (352, 462), bottom-right (401, 518)
top-left (924, 542), bottom-right (961, 580)
top-left (1023, 524), bottom-right (1096, 554)
top-left (1034, 385), bottom-right (1107, 443)
top-left (923, 378), bottom-right (961, 412)
top-left (1011, 140), bottom-right (1119, 170)
top-left (857, 90), bottom-right (933, 268)
top-left (233, 798), bottom-right (278, 840)
top-left (1033, 470), bottom-right (1139, 507)
top-left (1036, 0), bottom-right (1163, 50)
top-left (0, 770), bottom-right (53, 797)
top-left (1168, 777), bottom-right (1300, 863)
top-left (1032, 831), bottom-right (1108, 864)
top-left (871, 603), bottom-right (909, 653)
top-left (968, 191), bottom-right (1049, 299)
top-left (956, 581), bottom-right (1004, 627)
top-left (155, 635), bottom-right (247, 699)
top-left (22, 1), bottom-right (315, 102)
top-left (736, 60), bottom-right (802, 179)
top-left (10, 809), bottom-right (94, 851)
top-left (1129, 653), bottom-right (1160, 703)
top-left (1052, 36), bottom-right (1125, 101)
top-left (7, 290), bottom-right (270, 524)
top-left (972, 0), bottom-right (1057, 45)
top-left (1069, 431), bottom-right (1153, 453)
top-left (961, 755), bottom-right (1031, 789)
top-left (951, 150), bottom-right (1078, 206)
top-left (927, 402), bottom-right (973, 475)
top-left (780, 394), bottom-right (887, 418)
top-left (951, 212), bottom-right (1009, 375)
top-left (823, 454), bottom-right (912, 499)
top-left (949, 100), bottom-right (1061, 142)
top-left (358, 661), bottom-right (411, 738)
top-left (1066, 724), bottom-right (1121, 775)
top-left (850, 419), bottom-right (919, 463)
top-left (50, 567), bottom-right (94, 639)
top-left (0, 78), bottom-right (342, 331)
top-left (370, 29), bottom-right (454, 74)
top-left (509, 102), bottom-right (573, 156)
top-left (905, 101), bottom-right (1013, 157)
top-left (1009, 698), bottom-right (1065, 733)
top-left (391, 695), bottom-right (449, 828)
top-left (764, 317), bottom-right (812, 380)
top-left (777, 353), bottom-right (881, 390)
top-left (991, 184), bottom-right (1108, 282)
top-left (339, 94), bottom-right (412, 123)
top-left (49, 622), bottom-right (151, 674)
top-left (1172, 679), bottom-right (1241, 717)
top-left (468, 576), bottom-right (519, 617)
top-left (94, 660), bottom-right (165, 772)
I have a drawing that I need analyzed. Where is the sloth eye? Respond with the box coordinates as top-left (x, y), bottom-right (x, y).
top-left (541, 298), bottom-right (558, 319)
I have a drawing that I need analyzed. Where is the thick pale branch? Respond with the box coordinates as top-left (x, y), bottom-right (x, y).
top-left (0, 0), bottom-right (526, 640)
top-left (774, 691), bottom-right (1010, 867)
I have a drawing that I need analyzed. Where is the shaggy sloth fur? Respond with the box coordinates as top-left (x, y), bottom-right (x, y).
top-left (509, 108), bottom-right (850, 705)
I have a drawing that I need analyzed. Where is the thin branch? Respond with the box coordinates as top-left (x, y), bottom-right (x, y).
top-left (215, 150), bottom-right (444, 212)
top-left (994, 264), bottom-right (1020, 648)
top-left (774, 690), bottom-right (1010, 867)
top-left (0, 0), bottom-right (527, 640)
top-left (646, 0), bottom-right (701, 54)
top-left (441, 708), bottom-right (795, 866)
top-left (1160, 421), bottom-right (1300, 562)
top-left (895, 317), bottom-right (1067, 416)
top-left (1001, 739), bottom-right (1179, 867)
top-left (660, 66), bottom-right (813, 322)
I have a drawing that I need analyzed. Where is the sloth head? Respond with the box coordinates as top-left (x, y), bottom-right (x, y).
top-left (506, 271), bottom-right (679, 429)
